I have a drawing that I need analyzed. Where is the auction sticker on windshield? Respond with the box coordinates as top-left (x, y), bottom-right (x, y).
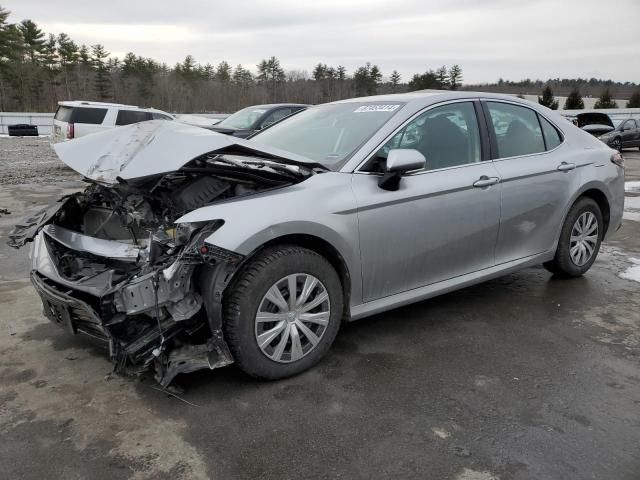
top-left (354, 104), bottom-right (400, 113)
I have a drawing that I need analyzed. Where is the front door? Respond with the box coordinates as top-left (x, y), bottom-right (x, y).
top-left (352, 101), bottom-right (501, 302)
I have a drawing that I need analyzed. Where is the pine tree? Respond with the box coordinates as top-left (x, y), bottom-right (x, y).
top-left (435, 65), bottom-right (448, 87)
top-left (448, 64), bottom-right (462, 90)
top-left (594, 88), bottom-right (618, 109)
top-left (336, 65), bottom-right (347, 81)
top-left (57, 33), bottom-right (78, 99)
top-left (626, 90), bottom-right (640, 108)
top-left (215, 61), bottom-right (231, 83)
top-left (18, 19), bottom-right (45, 63)
top-left (312, 63), bottom-right (326, 81)
top-left (390, 70), bottom-right (401, 91)
top-left (407, 70), bottom-right (440, 91)
top-left (91, 44), bottom-right (110, 99)
top-left (564, 88), bottom-right (584, 110)
top-left (538, 85), bottom-right (559, 109)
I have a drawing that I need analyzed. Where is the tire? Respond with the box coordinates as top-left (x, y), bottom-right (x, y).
top-left (543, 197), bottom-right (603, 277)
top-left (222, 245), bottom-right (343, 379)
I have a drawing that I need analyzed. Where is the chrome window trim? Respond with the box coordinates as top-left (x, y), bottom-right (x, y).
top-left (353, 98), bottom-right (483, 175)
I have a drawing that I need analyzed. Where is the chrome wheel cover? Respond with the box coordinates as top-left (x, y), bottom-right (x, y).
top-left (570, 211), bottom-right (598, 266)
top-left (254, 273), bottom-right (330, 363)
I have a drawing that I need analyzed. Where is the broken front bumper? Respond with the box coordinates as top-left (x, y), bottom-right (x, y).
top-left (28, 226), bottom-right (236, 386)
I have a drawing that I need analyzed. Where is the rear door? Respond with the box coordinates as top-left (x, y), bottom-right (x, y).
top-left (352, 100), bottom-right (501, 301)
top-left (483, 100), bottom-right (581, 264)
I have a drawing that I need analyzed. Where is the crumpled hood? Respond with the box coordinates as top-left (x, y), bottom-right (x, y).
top-left (53, 120), bottom-right (317, 184)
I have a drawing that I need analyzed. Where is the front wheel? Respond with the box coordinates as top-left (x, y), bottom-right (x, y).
top-left (222, 245), bottom-right (343, 379)
top-left (543, 197), bottom-right (603, 277)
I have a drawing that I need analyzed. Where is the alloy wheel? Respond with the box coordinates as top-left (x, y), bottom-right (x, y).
top-left (254, 273), bottom-right (330, 363)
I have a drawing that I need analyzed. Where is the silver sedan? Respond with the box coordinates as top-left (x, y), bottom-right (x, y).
top-left (10, 91), bottom-right (625, 385)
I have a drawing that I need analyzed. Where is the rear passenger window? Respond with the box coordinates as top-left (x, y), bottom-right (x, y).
top-left (487, 102), bottom-right (545, 158)
top-left (71, 107), bottom-right (107, 124)
top-left (539, 116), bottom-right (563, 150)
top-left (116, 110), bottom-right (152, 126)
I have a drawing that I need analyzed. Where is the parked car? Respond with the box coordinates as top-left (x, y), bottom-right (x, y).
top-left (52, 101), bottom-right (174, 142)
top-left (9, 92), bottom-right (624, 386)
top-left (207, 103), bottom-right (308, 138)
top-left (562, 111), bottom-right (640, 151)
top-left (598, 118), bottom-right (640, 151)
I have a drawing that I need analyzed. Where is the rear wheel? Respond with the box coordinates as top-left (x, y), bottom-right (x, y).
top-left (223, 245), bottom-right (343, 379)
top-left (543, 197), bottom-right (603, 277)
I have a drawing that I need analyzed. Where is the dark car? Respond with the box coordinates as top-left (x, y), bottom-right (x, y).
top-left (207, 103), bottom-right (308, 138)
top-left (571, 112), bottom-right (640, 151)
top-left (598, 118), bottom-right (640, 151)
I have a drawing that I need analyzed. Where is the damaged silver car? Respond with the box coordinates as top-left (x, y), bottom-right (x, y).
top-left (9, 92), bottom-right (624, 386)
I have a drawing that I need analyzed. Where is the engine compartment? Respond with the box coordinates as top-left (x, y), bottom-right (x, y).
top-left (9, 153), bottom-right (316, 386)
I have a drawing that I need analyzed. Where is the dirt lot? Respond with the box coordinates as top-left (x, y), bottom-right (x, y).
top-left (1, 138), bottom-right (639, 480)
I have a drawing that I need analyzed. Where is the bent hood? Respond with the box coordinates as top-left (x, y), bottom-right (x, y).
top-left (53, 120), bottom-right (318, 184)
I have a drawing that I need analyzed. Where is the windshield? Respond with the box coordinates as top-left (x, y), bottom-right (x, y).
top-left (251, 102), bottom-right (405, 169)
top-left (218, 106), bottom-right (267, 129)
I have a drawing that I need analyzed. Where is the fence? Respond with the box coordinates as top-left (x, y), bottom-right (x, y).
top-left (0, 112), bottom-right (54, 135)
top-left (0, 112), bottom-right (230, 136)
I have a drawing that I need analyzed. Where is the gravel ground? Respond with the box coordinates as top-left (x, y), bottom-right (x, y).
top-left (1, 138), bottom-right (640, 480)
top-left (0, 137), bottom-right (80, 185)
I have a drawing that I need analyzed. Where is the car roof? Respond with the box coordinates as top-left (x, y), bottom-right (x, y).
top-left (328, 90), bottom-right (539, 108)
top-left (59, 100), bottom-right (140, 108)
top-left (243, 103), bottom-right (309, 110)
top-left (58, 101), bottom-right (172, 115)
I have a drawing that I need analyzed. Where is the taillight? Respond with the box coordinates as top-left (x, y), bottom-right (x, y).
top-left (66, 123), bottom-right (74, 139)
top-left (611, 151), bottom-right (624, 168)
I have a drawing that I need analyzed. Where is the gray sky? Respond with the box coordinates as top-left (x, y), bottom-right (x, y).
top-left (4, 0), bottom-right (640, 84)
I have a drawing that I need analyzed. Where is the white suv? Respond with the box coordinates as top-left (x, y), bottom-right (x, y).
top-left (52, 101), bottom-right (173, 142)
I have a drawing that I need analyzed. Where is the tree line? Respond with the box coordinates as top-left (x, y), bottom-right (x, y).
top-left (536, 84), bottom-right (640, 110)
top-left (0, 5), bottom-right (467, 113)
top-left (0, 4), bottom-right (637, 113)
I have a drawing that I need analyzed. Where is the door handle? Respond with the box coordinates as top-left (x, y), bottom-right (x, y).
top-left (473, 176), bottom-right (500, 188)
top-left (557, 162), bottom-right (576, 172)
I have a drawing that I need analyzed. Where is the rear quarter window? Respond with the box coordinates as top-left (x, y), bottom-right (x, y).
top-left (71, 107), bottom-right (108, 124)
top-left (54, 106), bottom-right (73, 122)
top-left (116, 110), bottom-right (153, 126)
top-left (539, 116), bottom-right (563, 150)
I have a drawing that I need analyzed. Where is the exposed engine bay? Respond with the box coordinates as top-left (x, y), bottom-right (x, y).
top-left (8, 150), bottom-right (317, 387)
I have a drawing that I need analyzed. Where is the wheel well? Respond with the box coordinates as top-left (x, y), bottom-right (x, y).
top-left (579, 188), bottom-right (610, 234)
top-left (247, 234), bottom-right (352, 320)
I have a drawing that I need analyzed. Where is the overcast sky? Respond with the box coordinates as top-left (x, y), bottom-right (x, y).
top-left (4, 0), bottom-right (640, 84)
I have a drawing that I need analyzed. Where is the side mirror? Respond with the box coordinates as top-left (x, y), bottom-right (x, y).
top-left (378, 149), bottom-right (426, 191)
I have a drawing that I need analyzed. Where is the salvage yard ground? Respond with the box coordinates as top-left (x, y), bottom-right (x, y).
top-left (1, 137), bottom-right (639, 480)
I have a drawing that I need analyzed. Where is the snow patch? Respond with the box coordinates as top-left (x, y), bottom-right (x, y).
top-left (625, 196), bottom-right (640, 210)
top-left (619, 258), bottom-right (640, 283)
top-left (455, 468), bottom-right (499, 480)
top-left (625, 181), bottom-right (640, 193)
top-left (624, 195), bottom-right (640, 222)
top-left (432, 427), bottom-right (451, 439)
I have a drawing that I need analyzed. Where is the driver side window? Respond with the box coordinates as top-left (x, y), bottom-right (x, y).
top-left (369, 102), bottom-right (481, 172)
